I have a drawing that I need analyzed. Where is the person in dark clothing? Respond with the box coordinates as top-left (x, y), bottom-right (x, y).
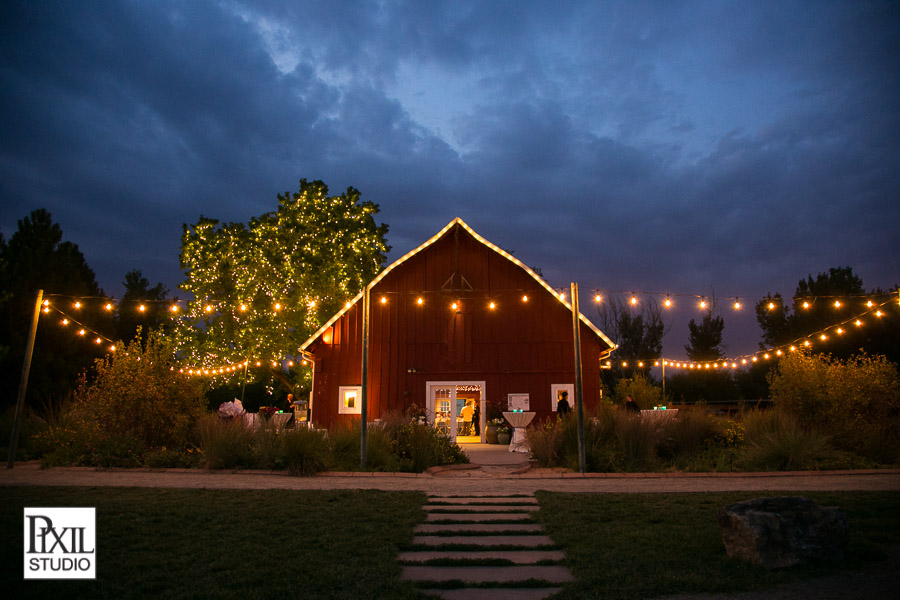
top-left (473, 403), bottom-right (480, 435)
top-left (557, 391), bottom-right (571, 417)
top-left (625, 394), bottom-right (640, 413)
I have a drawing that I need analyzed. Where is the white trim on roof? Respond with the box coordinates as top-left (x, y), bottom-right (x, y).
top-left (299, 218), bottom-right (616, 351)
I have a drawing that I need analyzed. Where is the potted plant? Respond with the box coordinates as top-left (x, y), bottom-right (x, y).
top-left (496, 423), bottom-right (511, 445)
top-left (486, 418), bottom-right (505, 444)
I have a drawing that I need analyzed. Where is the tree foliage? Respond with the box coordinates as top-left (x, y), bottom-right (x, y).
top-left (768, 351), bottom-right (900, 462)
top-left (0, 209), bottom-right (106, 407)
top-left (684, 311), bottom-right (725, 361)
top-left (755, 266), bottom-right (899, 363)
top-left (115, 269), bottom-right (171, 343)
top-left (174, 179), bottom-right (390, 390)
top-left (596, 296), bottom-right (665, 385)
top-left (74, 330), bottom-right (206, 449)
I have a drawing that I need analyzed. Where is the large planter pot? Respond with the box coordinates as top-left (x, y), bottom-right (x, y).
top-left (485, 424), bottom-right (499, 444)
top-left (497, 431), bottom-right (511, 445)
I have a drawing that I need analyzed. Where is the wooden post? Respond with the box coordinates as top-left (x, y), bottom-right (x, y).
top-left (360, 285), bottom-right (370, 468)
top-left (570, 282), bottom-right (586, 474)
top-left (7, 289), bottom-right (43, 469)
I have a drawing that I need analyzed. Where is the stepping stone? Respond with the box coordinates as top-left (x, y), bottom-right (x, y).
top-left (415, 523), bottom-right (544, 533)
top-left (428, 497), bottom-right (539, 504)
top-left (401, 565), bottom-right (574, 583)
top-left (398, 550), bottom-right (566, 564)
top-left (424, 504), bottom-right (539, 512)
top-left (426, 512), bottom-right (533, 522)
top-left (420, 589), bottom-right (563, 600)
top-left (412, 535), bottom-right (555, 547)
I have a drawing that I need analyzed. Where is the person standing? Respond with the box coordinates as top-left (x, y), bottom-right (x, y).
top-left (625, 394), bottom-right (640, 413)
top-left (557, 391), bottom-right (571, 417)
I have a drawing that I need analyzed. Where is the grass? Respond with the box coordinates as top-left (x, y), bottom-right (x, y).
top-left (535, 491), bottom-right (900, 599)
top-left (3, 487), bottom-right (898, 599)
top-left (2, 486), bottom-right (428, 599)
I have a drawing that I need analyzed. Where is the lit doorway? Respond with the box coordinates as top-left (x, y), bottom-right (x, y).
top-left (425, 381), bottom-right (485, 443)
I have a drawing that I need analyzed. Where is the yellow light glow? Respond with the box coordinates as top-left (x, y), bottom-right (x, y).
top-left (62, 319), bottom-right (68, 325)
top-left (417, 297), bottom-right (424, 305)
top-left (776, 350), bottom-right (783, 356)
top-left (74, 301), bottom-right (81, 309)
top-left (239, 304), bottom-right (247, 311)
top-left (105, 303), bottom-right (114, 311)
top-left (522, 295), bottom-right (529, 302)
top-left (820, 334), bottom-right (827, 341)
top-left (867, 300), bottom-right (875, 307)
top-left (764, 353), bottom-right (770, 359)
top-left (42, 307), bottom-right (49, 313)
top-left (855, 320), bottom-right (862, 326)
top-left (789, 346), bottom-right (797, 352)
top-left (205, 305), bottom-right (213, 313)
top-left (308, 300), bottom-right (316, 309)
top-left (741, 359), bottom-right (748, 364)
top-left (752, 356), bottom-right (758, 362)
top-left (559, 292), bottom-right (566, 300)
top-left (345, 301), bottom-right (352, 308)
top-left (664, 297), bottom-right (672, 308)
top-left (767, 302), bottom-right (776, 310)
top-left (630, 296), bottom-right (638, 306)
top-left (489, 301), bottom-right (496, 310)
top-left (836, 328), bottom-right (844, 335)
top-left (139, 304), bottom-right (146, 312)
top-left (43, 300), bottom-right (50, 307)
top-left (380, 297), bottom-right (387, 304)
top-left (94, 338), bottom-right (102, 344)
top-left (638, 361), bottom-right (644, 367)
top-left (834, 300), bottom-right (842, 308)
top-left (804, 340), bottom-right (811, 347)
top-left (733, 300), bottom-right (742, 310)
top-left (802, 301), bottom-right (810, 309)
top-left (699, 299), bottom-right (707, 309)
top-left (876, 310), bottom-right (884, 317)
top-left (78, 329), bottom-right (86, 336)
top-left (622, 361), bottom-right (628, 367)
top-left (451, 302), bottom-right (458, 310)
top-left (170, 305), bottom-right (179, 312)
top-left (595, 294), bottom-right (603, 303)
top-left (109, 346), bottom-right (116, 352)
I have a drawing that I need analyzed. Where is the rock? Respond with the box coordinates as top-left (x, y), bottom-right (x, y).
top-left (717, 496), bottom-right (849, 569)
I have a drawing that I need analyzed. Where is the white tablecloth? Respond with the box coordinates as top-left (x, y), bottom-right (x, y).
top-left (640, 409), bottom-right (678, 421)
top-left (243, 412), bottom-right (292, 430)
top-left (503, 411), bottom-right (535, 453)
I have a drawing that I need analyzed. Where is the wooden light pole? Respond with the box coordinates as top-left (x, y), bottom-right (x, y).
top-left (570, 282), bottom-right (586, 474)
top-left (7, 290), bottom-right (43, 469)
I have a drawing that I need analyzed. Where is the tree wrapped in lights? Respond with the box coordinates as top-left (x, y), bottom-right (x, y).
top-left (174, 179), bottom-right (390, 389)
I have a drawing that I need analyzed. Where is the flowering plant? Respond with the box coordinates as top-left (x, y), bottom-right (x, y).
top-left (259, 406), bottom-right (278, 418)
top-left (217, 399), bottom-right (245, 418)
top-left (488, 418), bottom-right (510, 433)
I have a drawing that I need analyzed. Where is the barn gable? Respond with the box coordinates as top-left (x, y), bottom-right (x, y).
top-left (299, 218), bottom-right (616, 433)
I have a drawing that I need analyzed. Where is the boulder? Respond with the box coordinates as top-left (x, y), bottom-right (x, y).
top-left (717, 496), bottom-right (849, 569)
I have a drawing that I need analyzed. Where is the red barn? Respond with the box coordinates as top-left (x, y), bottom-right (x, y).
top-left (299, 218), bottom-right (616, 442)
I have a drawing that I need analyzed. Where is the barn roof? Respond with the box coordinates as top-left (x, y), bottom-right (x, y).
top-left (299, 217), bottom-right (616, 352)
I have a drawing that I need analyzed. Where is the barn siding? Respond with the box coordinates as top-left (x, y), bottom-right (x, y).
top-left (305, 222), bottom-right (612, 429)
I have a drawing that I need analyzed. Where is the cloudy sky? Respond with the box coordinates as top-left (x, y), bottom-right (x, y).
top-left (2, 1), bottom-right (898, 357)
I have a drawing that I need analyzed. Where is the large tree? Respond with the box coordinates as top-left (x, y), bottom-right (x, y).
top-left (684, 311), bottom-right (725, 361)
top-left (174, 179), bottom-right (390, 390)
top-left (755, 266), bottom-right (899, 363)
top-left (596, 296), bottom-right (666, 385)
top-left (0, 209), bottom-right (106, 408)
top-left (115, 269), bottom-right (171, 343)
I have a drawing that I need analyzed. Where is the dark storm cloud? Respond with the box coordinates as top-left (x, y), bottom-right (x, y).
top-left (2, 0), bottom-right (898, 356)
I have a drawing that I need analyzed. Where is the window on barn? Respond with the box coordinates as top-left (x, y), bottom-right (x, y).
top-left (338, 386), bottom-right (362, 414)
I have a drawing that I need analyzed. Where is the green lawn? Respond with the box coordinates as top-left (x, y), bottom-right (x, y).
top-left (2, 487), bottom-right (429, 599)
top-left (2, 487), bottom-right (898, 599)
top-left (536, 491), bottom-right (900, 599)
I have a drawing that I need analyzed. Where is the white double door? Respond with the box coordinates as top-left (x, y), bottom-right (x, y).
top-left (426, 380), bottom-right (485, 442)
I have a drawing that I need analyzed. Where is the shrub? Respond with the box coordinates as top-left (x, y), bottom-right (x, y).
top-left (196, 415), bottom-right (254, 470)
top-left (279, 427), bottom-right (330, 475)
top-left (614, 411), bottom-right (660, 471)
top-left (143, 447), bottom-right (198, 469)
top-left (73, 330), bottom-right (206, 450)
top-left (526, 418), bottom-right (563, 468)
top-left (614, 373), bottom-right (662, 409)
top-left (657, 408), bottom-right (723, 459)
top-left (394, 421), bottom-right (468, 471)
top-left (768, 351), bottom-right (900, 459)
top-left (740, 410), bottom-right (838, 471)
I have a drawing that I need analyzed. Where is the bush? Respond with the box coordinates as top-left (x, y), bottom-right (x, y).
top-left (196, 415), bottom-right (254, 470)
top-left (73, 330), bottom-right (206, 451)
top-left (740, 410), bottom-right (838, 471)
top-left (279, 427), bottom-right (330, 475)
top-left (614, 411), bottom-right (660, 471)
top-left (657, 408), bottom-right (723, 459)
top-left (614, 373), bottom-right (661, 409)
top-left (768, 351), bottom-right (900, 460)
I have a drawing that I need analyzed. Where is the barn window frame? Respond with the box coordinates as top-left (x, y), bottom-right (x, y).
top-left (338, 386), bottom-right (362, 415)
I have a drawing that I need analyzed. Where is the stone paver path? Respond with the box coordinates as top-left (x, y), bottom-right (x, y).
top-left (400, 492), bottom-right (572, 600)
